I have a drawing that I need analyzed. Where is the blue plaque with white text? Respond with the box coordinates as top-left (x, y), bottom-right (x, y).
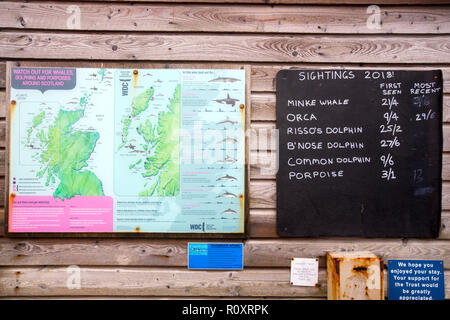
top-left (188, 243), bottom-right (244, 270)
top-left (388, 260), bottom-right (445, 300)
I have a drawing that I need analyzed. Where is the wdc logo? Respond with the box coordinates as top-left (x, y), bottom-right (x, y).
top-left (190, 222), bottom-right (205, 232)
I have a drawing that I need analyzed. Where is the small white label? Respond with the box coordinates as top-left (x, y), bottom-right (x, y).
top-left (290, 258), bottom-right (319, 286)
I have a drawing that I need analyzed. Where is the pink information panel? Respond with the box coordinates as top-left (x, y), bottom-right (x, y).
top-left (9, 196), bottom-right (113, 232)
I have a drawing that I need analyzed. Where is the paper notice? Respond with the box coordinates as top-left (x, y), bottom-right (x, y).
top-left (290, 258), bottom-right (319, 286)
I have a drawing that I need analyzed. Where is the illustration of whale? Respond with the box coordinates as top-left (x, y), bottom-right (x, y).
top-left (214, 94), bottom-right (239, 107)
top-left (209, 77), bottom-right (241, 83)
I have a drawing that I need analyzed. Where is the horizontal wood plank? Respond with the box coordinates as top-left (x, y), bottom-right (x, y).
top-left (1, 32), bottom-right (449, 63)
top-left (0, 266), bottom-right (449, 298)
top-left (1, 237), bottom-right (450, 267)
top-left (0, 266), bottom-right (326, 297)
top-left (0, 296), bottom-right (324, 300)
top-left (41, 0), bottom-right (450, 4)
top-left (1, 3), bottom-right (449, 34)
top-left (249, 209), bottom-right (450, 239)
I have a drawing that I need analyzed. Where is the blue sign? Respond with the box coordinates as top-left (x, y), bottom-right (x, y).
top-left (188, 243), bottom-right (244, 270)
top-left (388, 260), bottom-right (445, 300)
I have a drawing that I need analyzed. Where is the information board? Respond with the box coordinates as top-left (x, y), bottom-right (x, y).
top-left (7, 65), bottom-right (248, 236)
top-left (276, 70), bottom-right (442, 238)
top-left (188, 243), bottom-right (244, 270)
top-left (388, 260), bottom-right (445, 300)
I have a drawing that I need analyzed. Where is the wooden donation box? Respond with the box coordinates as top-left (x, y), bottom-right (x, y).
top-left (327, 251), bottom-right (383, 300)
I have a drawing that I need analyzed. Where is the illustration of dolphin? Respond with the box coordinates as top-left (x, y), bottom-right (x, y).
top-left (216, 174), bottom-right (237, 182)
top-left (217, 137), bottom-right (238, 144)
top-left (214, 94), bottom-right (239, 107)
top-left (222, 208), bottom-right (237, 214)
top-left (216, 191), bottom-right (237, 198)
top-left (217, 116), bottom-right (238, 125)
top-left (217, 155), bottom-right (237, 163)
top-left (209, 77), bottom-right (241, 83)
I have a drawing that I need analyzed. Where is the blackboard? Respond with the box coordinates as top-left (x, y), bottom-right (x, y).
top-left (276, 70), bottom-right (442, 238)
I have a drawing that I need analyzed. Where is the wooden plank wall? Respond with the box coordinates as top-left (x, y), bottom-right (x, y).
top-left (0, 0), bottom-right (450, 299)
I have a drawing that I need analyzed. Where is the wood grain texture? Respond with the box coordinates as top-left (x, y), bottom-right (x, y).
top-left (249, 209), bottom-right (450, 239)
top-left (0, 121), bottom-right (5, 149)
top-left (0, 266), bottom-right (327, 297)
top-left (0, 208), bottom-right (3, 237)
top-left (0, 266), bottom-right (448, 298)
top-left (0, 64), bottom-right (5, 89)
top-left (37, 0), bottom-right (450, 4)
top-left (1, 2), bottom-right (449, 34)
top-left (0, 91), bottom-right (4, 118)
top-left (1, 237), bottom-right (450, 267)
top-left (1, 32), bottom-right (449, 63)
top-left (1, 1), bottom-right (450, 300)
top-left (0, 296), bottom-right (325, 300)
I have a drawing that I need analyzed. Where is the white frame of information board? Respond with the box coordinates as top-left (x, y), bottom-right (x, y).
top-left (5, 61), bottom-right (250, 239)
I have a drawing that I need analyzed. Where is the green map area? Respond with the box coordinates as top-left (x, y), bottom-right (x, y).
top-left (119, 87), bottom-right (154, 150)
top-left (26, 111), bottom-right (45, 144)
top-left (30, 94), bottom-right (104, 200)
top-left (119, 84), bottom-right (180, 197)
top-left (139, 84), bottom-right (180, 197)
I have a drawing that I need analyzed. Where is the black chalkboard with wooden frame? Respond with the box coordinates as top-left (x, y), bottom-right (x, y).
top-left (276, 69), bottom-right (442, 238)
